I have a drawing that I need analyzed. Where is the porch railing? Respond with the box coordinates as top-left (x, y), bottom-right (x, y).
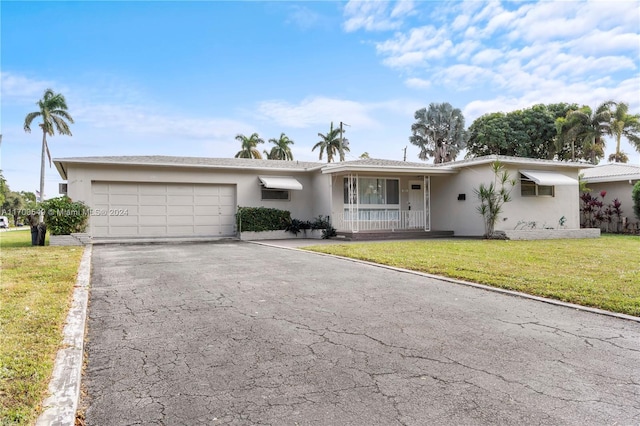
top-left (335, 210), bottom-right (428, 232)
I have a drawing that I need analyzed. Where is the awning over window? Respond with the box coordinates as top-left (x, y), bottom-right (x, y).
top-left (520, 170), bottom-right (577, 186)
top-left (258, 176), bottom-right (303, 190)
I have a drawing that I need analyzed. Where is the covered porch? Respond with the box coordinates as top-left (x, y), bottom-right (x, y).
top-left (322, 159), bottom-right (457, 235)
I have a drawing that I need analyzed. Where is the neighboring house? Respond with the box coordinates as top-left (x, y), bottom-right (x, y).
top-left (54, 154), bottom-right (589, 239)
top-left (580, 163), bottom-right (640, 230)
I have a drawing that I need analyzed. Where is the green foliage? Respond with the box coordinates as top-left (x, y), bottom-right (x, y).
top-left (41, 196), bottom-right (89, 235)
top-left (633, 181), bottom-right (640, 222)
top-left (264, 133), bottom-right (294, 160)
top-left (24, 89), bottom-right (75, 206)
top-left (474, 161), bottom-right (515, 238)
top-left (555, 101), bottom-right (615, 164)
top-left (610, 102), bottom-right (640, 162)
top-left (0, 170), bottom-right (9, 207)
top-left (284, 216), bottom-right (336, 238)
top-left (313, 122), bottom-right (350, 163)
top-left (235, 133), bottom-right (265, 159)
top-left (285, 218), bottom-right (312, 235)
top-left (410, 102), bottom-right (467, 163)
top-left (236, 206), bottom-right (291, 232)
top-left (315, 217), bottom-right (337, 239)
top-left (0, 242), bottom-right (83, 423)
top-left (578, 173), bottom-right (590, 193)
top-left (466, 103), bottom-right (578, 160)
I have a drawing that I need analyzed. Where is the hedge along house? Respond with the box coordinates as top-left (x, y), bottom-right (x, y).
top-left (54, 154), bottom-right (593, 240)
top-left (580, 163), bottom-right (640, 231)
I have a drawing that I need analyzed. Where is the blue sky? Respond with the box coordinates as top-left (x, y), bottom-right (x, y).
top-left (2, 0), bottom-right (639, 198)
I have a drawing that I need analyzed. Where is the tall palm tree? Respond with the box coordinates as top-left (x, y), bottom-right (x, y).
top-left (608, 102), bottom-right (640, 163)
top-left (313, 122), bottom-right (350, 163)
top-left (264, 133), bottom-right (294, 160)
top-left (560, 101), bottom-right (614, 164)
top-left (23, 88), bottom-right (74, 204)
top-left (410, 102), bottom-right (466, 164)
top-left (234, 133), bottom-right (264, 159)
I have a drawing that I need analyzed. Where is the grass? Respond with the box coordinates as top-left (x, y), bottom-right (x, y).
top-left (0, 229), bottom-right (84, 425)
top-left (305, 234), bottom-right (640, 317)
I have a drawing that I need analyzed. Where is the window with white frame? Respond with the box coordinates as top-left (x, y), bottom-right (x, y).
top-left (343, 177), bottom-right (399, 205)
top-left (343, 177), bottom-right (400, 220)
top-left (520, 174), bottom-right (554, 197)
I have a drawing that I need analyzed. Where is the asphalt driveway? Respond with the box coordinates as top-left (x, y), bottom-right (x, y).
top-left (83, 241), bottom-right (640, 425)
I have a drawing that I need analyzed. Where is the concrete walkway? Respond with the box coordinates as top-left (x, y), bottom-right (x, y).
top-left (81, 241), bottom-right (640, 425)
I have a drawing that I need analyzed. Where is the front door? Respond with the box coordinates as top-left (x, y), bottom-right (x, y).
top-left (408, 180), bottom-right (424, 228)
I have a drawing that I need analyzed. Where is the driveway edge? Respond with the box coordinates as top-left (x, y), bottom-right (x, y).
top-left (253, 241), bottom-right (640, 323)
top-left (36, 244), bottom-right (92, 426)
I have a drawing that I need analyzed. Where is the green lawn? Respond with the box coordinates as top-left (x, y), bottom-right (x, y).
top-left (0, 229), bottom-right (84, 425)
top-left (305, 235), bottom-right (640, 317)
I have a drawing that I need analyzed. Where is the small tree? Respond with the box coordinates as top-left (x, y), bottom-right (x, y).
top-left (474, 161), bottom-right (515, 238)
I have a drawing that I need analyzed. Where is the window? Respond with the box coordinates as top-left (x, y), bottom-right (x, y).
top-left (343, 177), bottom-right (399, 205)
top-left (261, 189), bottom-right (290, 200)
top-left (520, 174), bottom-right (554, 197)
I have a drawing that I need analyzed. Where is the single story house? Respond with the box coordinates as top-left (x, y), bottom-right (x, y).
top-left (53, 155), bottom-right (592, 240)
top-left (580, 163), bottom-right (640, 229)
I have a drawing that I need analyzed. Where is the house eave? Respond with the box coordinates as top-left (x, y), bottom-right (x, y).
top-left (581, 175), bottom-right (640, 184)
top-left (53, 157), bottom-right (324, 174)
top-left (443, 155), bottom-right (593, 170)
top-left (321, 165), bottom-right (457, 175)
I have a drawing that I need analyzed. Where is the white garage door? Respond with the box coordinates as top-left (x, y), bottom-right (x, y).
top-left (91, 182), bottom-right (236, 238)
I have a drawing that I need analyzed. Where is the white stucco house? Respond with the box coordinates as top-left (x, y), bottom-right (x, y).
top-left (580, 163), bottom-right (640, 230)
top-left (53, 155), bottom-right (594, 240)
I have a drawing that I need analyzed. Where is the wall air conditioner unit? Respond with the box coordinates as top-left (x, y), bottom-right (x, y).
top-left (59, 183), bottom-right (68, 195)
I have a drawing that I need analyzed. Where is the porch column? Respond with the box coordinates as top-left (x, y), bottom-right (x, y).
top-left (423, 175), bottom-right (431, 231)
top-left (347, 173), bottom-right (359, 233)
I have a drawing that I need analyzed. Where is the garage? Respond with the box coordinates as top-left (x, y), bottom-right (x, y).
top-left (91, 182), bottom-right (236, 238)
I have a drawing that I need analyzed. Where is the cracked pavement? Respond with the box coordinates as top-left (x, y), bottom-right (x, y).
top-left (83, 241), bottom-right (640, 425)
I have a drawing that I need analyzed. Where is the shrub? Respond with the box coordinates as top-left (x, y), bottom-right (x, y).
top-left (474, 161), bottom-right (515, 238)
top-left (285, 218), bottom-right (312, 235)
top-left (580, 191), bottom-right (625, 232)
top-left (41, 196), bottom-right (89, 235)
top-left (310, 215), bottom-right (336, 239)
top-left (236, 207), bottom-right (291, 232)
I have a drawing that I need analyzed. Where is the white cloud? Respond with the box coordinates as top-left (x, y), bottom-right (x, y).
top-left (404, 78), bottom-right (431, 90)
top-left (74, 102), bottom-right (251, 141)
top-left (376, 26), bottom-right (452, 68)
top-left (0, 72), bottom-right (58, 105)
top-left (434, 64), bottom-right (498, 91)
top-left (354, 0), bottom-right (639, 123)
top-left (285, 5), bottom-right (328, 31)
top-left (471, 48), bottom-right (503, 66)
top-left (343, 0), bottom-right (415, 32)
top-left (256, 97), bottom-right (378, 128)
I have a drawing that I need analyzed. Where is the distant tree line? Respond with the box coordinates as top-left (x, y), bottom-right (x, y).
top-left (0, 171), bottom-right (38, 226)
top-left (410, 101), bottom-right (640, 165)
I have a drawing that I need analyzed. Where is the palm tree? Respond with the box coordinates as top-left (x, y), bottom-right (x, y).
top-left (608, 102), bottom-right (640, 163)
top-left (264, 133), bottom-right (294, 160)
top-left (409, 102), bottom-right (466, 164)
top-left (234, 133), bottom-right (264, 159)
top-left (313, 122), bottom-right (350, 163)
top-left (560, 101), bottom-right (614, 164)
top-left (23, 89), bottom-right (74, 205)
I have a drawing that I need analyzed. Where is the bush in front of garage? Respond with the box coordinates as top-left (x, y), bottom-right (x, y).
top-left (41, 196), bottom-right (89, 235)
top-left (236, 207), bottom-right (292, 232)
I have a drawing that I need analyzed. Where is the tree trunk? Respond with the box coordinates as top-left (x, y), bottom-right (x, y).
top-left (40, 131), bottom-right (46, 223)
